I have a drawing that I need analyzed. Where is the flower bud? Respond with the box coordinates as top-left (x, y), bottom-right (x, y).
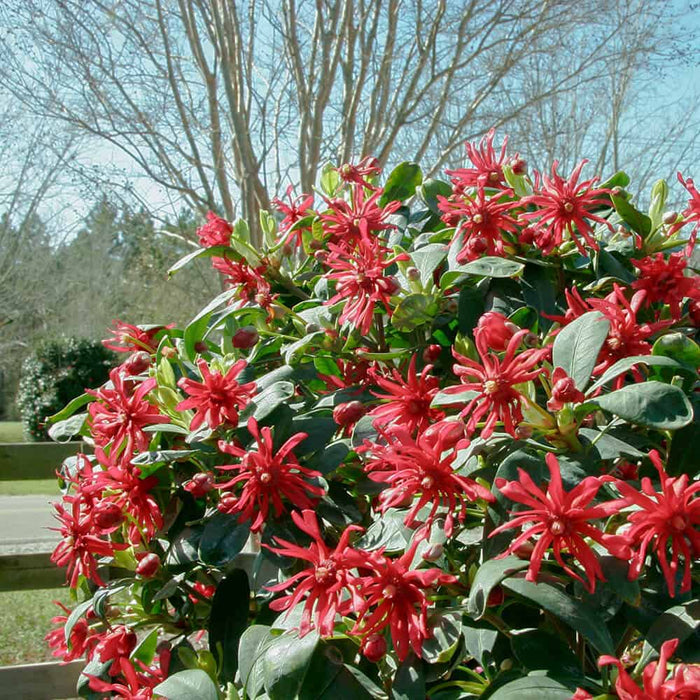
top-left (663, 210), bottom-right (679, 225)
top-left (136, 553), bottom-right (160, 578)
top-left (445, 298), bottom-right (459, 314)
top-left (309, 239), bottom-right (324, 251)
top-left (500, 658), bottom-right (514, 671)
top-left (383, 275), bottom-right (400, 295)
top-left (406, 266), bottom-right (420, 281)
top-left (122, 351), bottom-right (151, 376)
top-left (466, 237), bottom-right (488, 257)
top-left (519, 226), bottom-right (535, 245)
top-left (184, 472), bottom-right (215, 498)
top-left (689, 300), bottom-right (700, 327)
top-left (514, 425), bottom-right (533, 440)
top-left (305, 322), bottom-right (321, 334)
top-left (510, 157), bottom-right (527, 175)
top-left (421, 543), bottom-right (444, 562)
top-left (93, 501), bottom-right (124, 531)
top-left (161, 346), bottom-right (178, 359)
top-left (232, 326), bottom-right (259, 349)
top-left (475, 312), bottom-right (517, 352)
top-left (422, 344), bottom-right (442, 363)
top-left (361, 634), bottom-right (387, 663)
top-left (333, 401), bottom-right (366, 428)
top-left (194, 341), bottom-right (208, 354)
top-left (552, 375), bottom-right (582, 404)
top-left (423, 420), bottom-right (465, 448)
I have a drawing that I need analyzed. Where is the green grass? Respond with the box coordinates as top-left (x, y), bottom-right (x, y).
top-left (0, 421), bottom-right (24, 443)
top-left (0, 479), bottom-right (60, 496)
top-left (0, 587), bottom-right (72, 665)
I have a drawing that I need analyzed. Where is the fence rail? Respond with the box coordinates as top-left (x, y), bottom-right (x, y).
top-left (0, 440), bottom-right (84, 699)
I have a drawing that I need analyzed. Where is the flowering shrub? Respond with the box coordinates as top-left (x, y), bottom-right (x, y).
top-left (45, 133), bottom-right (700, 699)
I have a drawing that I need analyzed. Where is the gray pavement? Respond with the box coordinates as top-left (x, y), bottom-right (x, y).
top-left (0, 495), bottom-right (59, 552)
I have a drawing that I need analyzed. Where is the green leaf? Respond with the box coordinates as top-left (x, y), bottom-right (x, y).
top-left (462, 617), bottom-right (498, 666)
top-left (380, 162), bottom-right (423, 206)
top-left (168, 245), bottom-right (232, 277)
top-left (511, 629), bottom-right (583, 679)
top-left (208, 569), bottom-right (250, 683)
top-left (652, 332), bottom-right (700, 370)
top-left (131, 628), bottom-right (159, 666)
top-left (639, 600), bottom-right (700, 666)
top-left (263, 630), bottom-right (320, 700)
top-left (594, 381), bottom-right (693, 430)
top-left (552, 311), bottom-right (610, 390)
top-left (392, 653), bottom-right (425, 700)
top-left (578, 428), bottom-right (644, 460)
top-left (320, 162), bottom-right (341, 196)
top-left (357, 509), bottom-right (412, 553)
top-left (420, 178), bottom-right (452, 215)
top-left (240, 380), bottom-right (296, 424)
top-left (410, 243), bottom-right (448, 286)
top-left (46, 393), bottom-right (91, 424)
top-left (154, 669), bottom-right (219, 700)
top-left (466, 557), bottom-right (529, 618)
top-left (422, 612), bottom-right (462, 664)
top-left (586, 355), bottom-right (688, 394)
top-left (238, 625), bottom-right (275, 700)
top-left (184, 288), bottom-right (238, 361)
top-left (48, 412), bottom-right (87, 442)
top-left (611, 193), bottom-right (652, 237)
top-left (199, 513), bottom-right (251, 567)
top-left (458, 286), bottom-right (486, 337)
top-left (442, 257), bottom-right (524, 287)
top-left (488, 675), bottom-right (574, 699)
top-left (391, 293), bottom-right (438, 332)
top-left (502, 578), bottom-right (614, 654)
top-left (668, 393), bottom-right (700, 477)
top-left (600, 171), bottom-right (630, 189)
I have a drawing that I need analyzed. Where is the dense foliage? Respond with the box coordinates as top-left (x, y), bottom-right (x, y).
top-left (17, 337), bottom-right (114, 440)
top-left (46, 133), bottom-right (699, 699)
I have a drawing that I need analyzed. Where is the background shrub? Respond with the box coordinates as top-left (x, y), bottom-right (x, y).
top-left (16, 337), bottom-right (114, 441)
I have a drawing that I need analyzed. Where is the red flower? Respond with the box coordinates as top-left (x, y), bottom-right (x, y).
top-left (547, 367), bottom-right (586, 411)
top-left (50, 499), bottom-right (127, 586)
top-left (587, 285), bottom-right (671, 379)
top-left (324, 240), bottom-right (406, 335)
top-left (87, 369), bottom-right (166, 458)
top-left (364, 426), bottom-right (494, 536)
top-left (196, 211), bottom-right (232, 248)
top-left (673, 172), bottom-right (700, 254)
top-left (445, 329), bottom-right (548, 438)
top-left (103, 321), bottom-right (170, 354)
top-left (631, 252), bottom-right (700, 319)
top-left (597, 638), bottom-right (700, 700)
top-left (265, 510), bottom-right (364, 637)
top-left (45, 602), bottom-right (97, 663)
top-left (615, 450), bottom-right (700, 597)
top-left (272, 186), bottom-right (315, 245)
top-left (349, 537), bottom-right (456, 661)
top-left (490, 452), bottom-right (630, 593)
top-left (320, 185), bottom-right (400, 245)
top-left (367, 356), bottom-right (445, 435)
top-left (519, 160), bottom-right (613, 256)
top-left (474, 311), bottom-right (518, 352)
top-left (318, 354), bottom-right (377, 391)
top-left (93, 447), bottom-right (163, 545)
top-left (446, 129), bottom-right (511, 191)
top-left (176, 359), bottom-right (256, 431)
top-left (211, 256), bottom-right (272, 308)
top-left (439, 186), bottom-right (519, 261)
top-left (337, 157), bottom-right (382, 189)
top-left (216, 418), bottom-right (324, 532)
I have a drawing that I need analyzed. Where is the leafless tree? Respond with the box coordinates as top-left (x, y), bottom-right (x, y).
top-left (0, 0), bottom-right (694, 245)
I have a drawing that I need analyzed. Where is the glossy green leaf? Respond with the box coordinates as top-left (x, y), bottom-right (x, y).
top-left (511, 629), bottom-right (583, 679)
top-left (652, 333), bottom-right (700, 370)
top-left (488, 675), bottom-right (574, 699)
top-left (422, 612), bottom-right (463, 664)
top-left (167, 245), bottom-right (232, 277)
top-left (208, 569), bottom-right (250, 683)
top-left (199, 512), bottom-right (251, 567)
top-left (420, 178), bottom-right (452, 214)
top-left (154, 669), bottom-right (219, 700)
top-left (391, 293), bottom-right (438, 332)
top-left (586, 355), bottom-right (688, 394)
top-left (392, 653), bottom-right (425, 700)
top-left (240, 380), bottom-right (295, 424)
top-left (48, 412), bottom-right (87, 442)
top-left (611, 193), bottom-right (652, 236)
top-left (502, 578), bottom-right (614, 654)
top-left (410, 243), bottom-right (448, 286)
top-left (466, 557), bottom-right (529, 618)
top-left (552, 311), bottom-right (610, 390)
top-left (263, 630), bottom-right (320, 699)
top-left (239, 625), bottom-right (275, 699)
top-left (594, 381), bottom-right (693, 430)
top-left (46, 392), bottom-right (91, 424)
top-left (380, 162), bottom-right (423, 206)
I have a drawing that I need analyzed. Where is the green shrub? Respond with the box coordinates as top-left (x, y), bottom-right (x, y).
top-left (16, 337), bottom-right (114, 440)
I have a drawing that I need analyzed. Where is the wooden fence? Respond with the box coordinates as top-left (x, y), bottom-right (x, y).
top-left (0, 441), bottom-right (84, 700)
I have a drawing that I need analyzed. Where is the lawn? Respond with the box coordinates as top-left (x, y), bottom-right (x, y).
top-left (0, 587), bottom-right (71, 665)
top-left (0, 421), bottom-right (24, 443)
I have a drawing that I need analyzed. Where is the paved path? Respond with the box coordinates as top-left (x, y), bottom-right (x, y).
top-left (0, 495), bottom-right (59, 551)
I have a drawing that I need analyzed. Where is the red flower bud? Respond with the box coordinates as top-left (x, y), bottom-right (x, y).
top-left (122, 351), bottom-right (151, 376)
top-left (487, 585), bottom-right (505, 606)
top-left (689, 299), bottom-right (700, 327)
top-left (475, 312), bottom-right (517, 352)
top-left (333, 401), bottom-right (366, 428)
top-left (423, 420), bottom-right (466, 449)
top-left (194, 341), bottom-right (208, 354)
top-left (466, 237), bottom-right (488, 256)
top-left (136, 553), bottom-right (160, 578)
top-left (184, 472), bottom-right (215, 498)
top-left (361, 634), bottom-right (387, 663)
top-left (547, 367), bottom-right (585, 411)
top-left (663, 210), bottom-right (678, 225)
top-left (232, 326), bottom-right (259, 349)
top-left (422, 344), bottom-right (442, 363)
top-left (421, 543), bottom-right (444, 562)
top-left (510, 157), bottom-right (527, 176)
top-left (93, 501), bottom-right (124, 531)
